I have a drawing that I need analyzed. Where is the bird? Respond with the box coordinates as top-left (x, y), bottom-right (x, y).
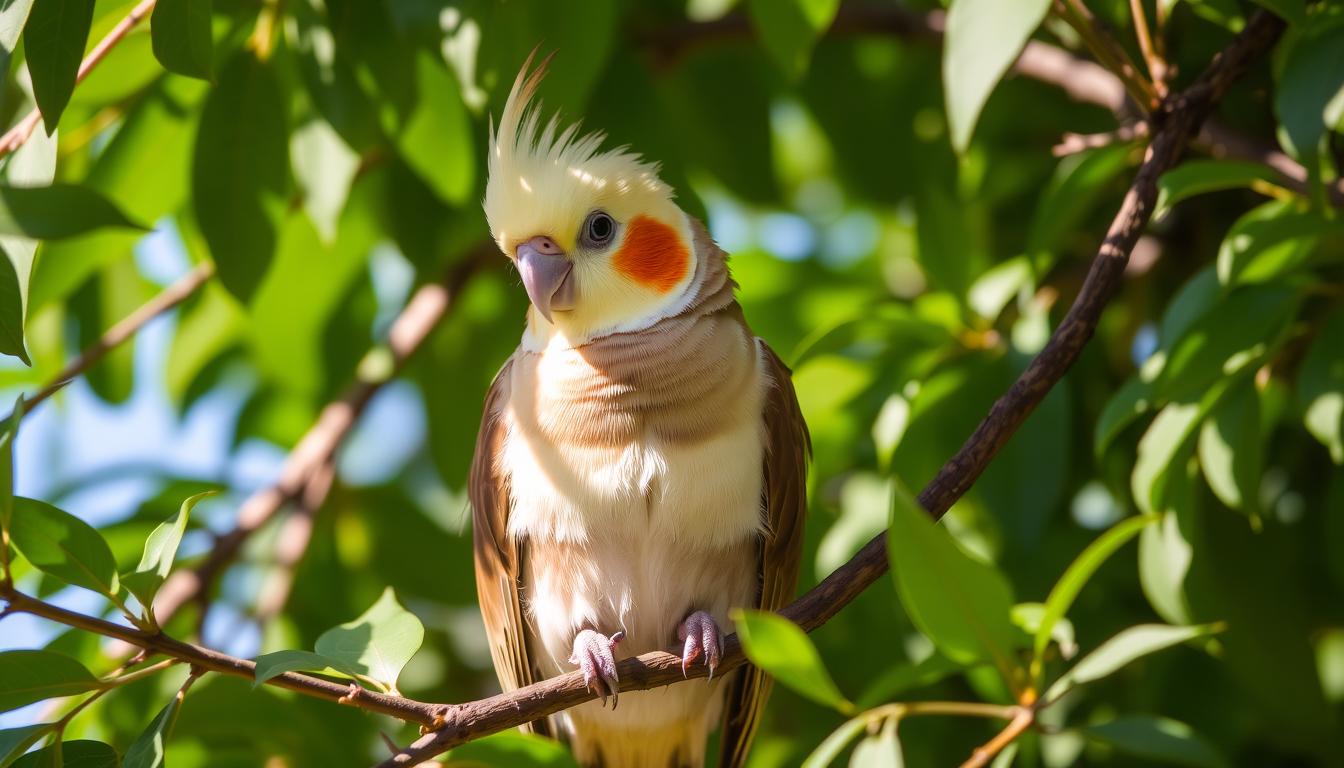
top-left (470, 50), bottom-right (809, 768)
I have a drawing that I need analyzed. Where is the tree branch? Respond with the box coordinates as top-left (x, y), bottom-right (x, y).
top-left (0, 588), bottom-right (446, 725)
top-left (152, 253), bottom-right (489, 627)
top-left (377, 10), bottom-right (1285, 767)
top-left (8, 263), bottom-right (214, 418)
top-left (0, 0), bottom-right (157, 155)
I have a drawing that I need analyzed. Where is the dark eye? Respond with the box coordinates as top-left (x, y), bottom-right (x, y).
top-left (582, 211), bottom-right (616, 248)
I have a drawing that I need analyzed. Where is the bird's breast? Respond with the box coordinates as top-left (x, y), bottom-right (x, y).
top-left (499, 310), bottom-right (767, 550)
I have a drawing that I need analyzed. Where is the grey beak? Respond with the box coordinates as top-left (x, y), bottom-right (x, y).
top-left (516, 235), bottom-right (575, 323)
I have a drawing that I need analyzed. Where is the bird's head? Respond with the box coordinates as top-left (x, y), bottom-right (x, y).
top-left (484, 52), bottom-right (697, 346)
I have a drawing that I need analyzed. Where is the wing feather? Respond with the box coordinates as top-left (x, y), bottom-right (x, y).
top-left (470, 358), bottom-right (551, 736)
top-left (720, 341), bottom-right (810, 767)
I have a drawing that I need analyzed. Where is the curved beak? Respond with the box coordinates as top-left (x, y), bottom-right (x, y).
top-left (516, 235), bottom-right (575, 323)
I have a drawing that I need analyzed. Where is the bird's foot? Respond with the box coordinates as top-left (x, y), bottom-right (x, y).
top-left (569, 628), bottom-right (624, 708)
top-left (678, 610), bottom-right (724, 680)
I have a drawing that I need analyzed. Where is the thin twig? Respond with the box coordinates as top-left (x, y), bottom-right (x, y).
top-left (378, 11), bottom-right (1286, 766)
top-left (1057, 0), bottom-right (1160, 110)
top-left (11, 263), bottom-right (214, 418)
top-left (1128, 0), bottom-right (1167, 95)
top-left (961, 707), bottom-right (1036, 768)
top-left (0, 0), bottom-right (157, 155)
top-left (1053, 123), bottom-right (1149, 156)
top-left (0, 588), bottom-right (446, 725)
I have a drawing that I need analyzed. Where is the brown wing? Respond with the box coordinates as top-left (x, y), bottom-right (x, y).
top-left (469, 358), bottom-right (551, 737)
top-left (720, 342), bottom-right (811, 767)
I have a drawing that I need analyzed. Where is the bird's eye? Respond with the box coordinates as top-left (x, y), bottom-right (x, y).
top-left (582, 211), bottom-right (616, 248)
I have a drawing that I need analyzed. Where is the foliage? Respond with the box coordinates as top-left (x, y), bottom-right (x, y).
top-left (0, 0), bottom-right (1342, 766)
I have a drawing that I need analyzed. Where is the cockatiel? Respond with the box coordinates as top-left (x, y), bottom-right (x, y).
top-left (470, 52), bottom-right (809, 768)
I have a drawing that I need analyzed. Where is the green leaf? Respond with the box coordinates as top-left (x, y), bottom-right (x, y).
top-left (0, 723), bottom-right (53, 765)
top-left (0, 246), bottom-right (28, 365)
top-left (1198, 378), bottom-right (1261, 514)
top-left (1026, 144), bottom-right (1133, 265)
top-left (1095, 376), bottom-right (1153, 458)
top-left (12, 740), bottom-right (117, 768)
top-left (802, 713), bottom-right (869, 768)
top-left (123, 693), bottom-right (186, 768)
top-left (1153, 285), bottom-right (1298, 403)
top-left (1138, 470), bottom-right (1198, 626)
top-left (886, 483), bottom-right (1020, 684)
top-left (747, 0), bottom-right (839, 79)
top-left (1033, 515), bottom-right (1157, 665)
top-left (250, 650), bottom-right (361, 689)
top-left (1131, 389), bottom-right (1223, 515)
top-left (1154, 160), bottom-right (1281, 218)
top-left (1274, 19), bottom-right (1344, 164)
top-left (313, 587), bottom-right (423, 692)
top-left (291, 118), bottom-right (358, 244)
top-left (151, 0), bottom-right (213, 80)
top-left (22, 0), bottom-right (95, 131)
top-left (389, 51), bottom-right (473, 207)
top-left (0, 650), bottom-right (100, 713)
top-left (0, 184), bottom-right (142, 240)
top-left (1299, 310), bottom-right (1344, 463)
top-left (0, 0), bottom-right (36, 112)
top-left (1, 396), bottom-right (21, 541)
top-left (733, 609), bottom-right (852, 712)
top-left (849, 718), bottom-right (903, 768)
top-left (121, 491), bottom-right (215, 611)
top-left (0, 127), bottom-right (58, 363)
top-left (943, 0), bottom-right (1053, 152)
top-left (193, 49), bottom-right (289, 303)
top-left (1083, 716), bottom-right (1225, 767)
top-left (444, 731), bottom-right (580, 767)
top-left (1215, 200), bottom-right (1333, 286)
top-left (9, 497), bottom-right (119, 596)
top-left (1045, 624), bottom-right (1218, 702)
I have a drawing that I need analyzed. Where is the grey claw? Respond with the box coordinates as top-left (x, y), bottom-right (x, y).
top-left (571, 629), bottom-right (623, 709)
top-left (678, 611), bottom-right (724, 681)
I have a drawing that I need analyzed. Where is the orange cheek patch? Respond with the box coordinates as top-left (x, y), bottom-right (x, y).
top-left (612, 215), bottom-right (689, 293)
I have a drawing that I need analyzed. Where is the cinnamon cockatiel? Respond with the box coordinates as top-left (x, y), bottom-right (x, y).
top-left (470, 52), bottom-right (809, 768)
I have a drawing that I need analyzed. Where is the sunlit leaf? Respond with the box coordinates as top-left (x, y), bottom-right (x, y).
top-left (1198, 378), bottom-right (1261, 514)
top-left (943, 0), bottom-right (1052, 152)
top-left (1215, 200), bottom-right (1333, 286)
top-left (802, 713), bottom-right (869, 768)
top-left (291, 118), bottom-right (358, 244)
top-left (151, 0), bottom-right (213, 80)
top-left (121, 491), bottom-right (216, 611)
top-left (1138, 470), bottom-right (1198, 626)
top-left (0, 396), bottom-right (21, 541)
top-left (251, 650), bottom-right (362, 688)
top-left (193, 49), bottom-right (289, 302)
top-left (886, 483), bottom-right (1019, 684)
top-left (734, 609), bottom-right (852, 712)
top-left (1155, 160), bottom-right (1280, 218)
top-left (1083, 716), bottom-right (1226, 767)
top-left (1033, 516), bottom-right (1156, 664)
top-left (9, 498), bottom-right (119, 596)
top-left (313, 587), bottom-right (423, 692)
top-left (0, 650), bottom-right (100, 713)
top-left (1299, 310), bottom-right (1344, 464)
top-left (23, 0), bottom-right (94, 131)
top-left (1274, 18), bottom-right (1344, 163)
top-left (389, 52), bottom-right (474, 207)
top-left (1045, 624), bottom-right (1219, 702)
top-left (123, 688), bottom-right (190, 768)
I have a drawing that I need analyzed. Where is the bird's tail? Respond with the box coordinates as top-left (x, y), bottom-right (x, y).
top-left (568, 719), bottom-right (705, 768)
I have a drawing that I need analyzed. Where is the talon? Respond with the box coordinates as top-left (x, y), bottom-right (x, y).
top-left (570, 628), bottom-right (623, 709)
top-left (677, 611), bottom-right (724, 681)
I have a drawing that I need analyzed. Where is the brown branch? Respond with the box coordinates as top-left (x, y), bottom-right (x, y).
top-left (0, 0), bottom-right (157, 155)
top-left (961, 707), bottom-right (1036, 768)
top-left (152, 253), bottom-right (489, 627)
top-left (11, 263), bottom-right (214, 417)
top-left (378, 11), bottom-right (1286, 767)
top-left (1128, 0), bottom-right (1168, 96)
top-left (0, 588), bottom-right (445, 726)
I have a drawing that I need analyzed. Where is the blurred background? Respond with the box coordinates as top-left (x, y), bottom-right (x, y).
top-left (2, 0), bottom-right (1342, 765)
